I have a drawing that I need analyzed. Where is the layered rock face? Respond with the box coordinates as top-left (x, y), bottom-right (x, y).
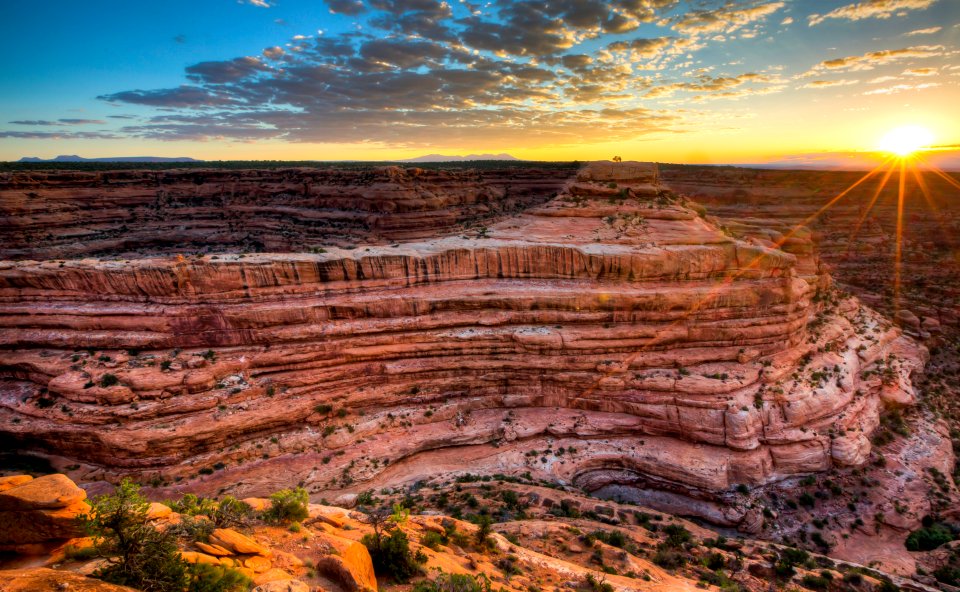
top-left (660, 164), bottom-right (960, 339)
top-left (0, 162), bottom-right (924, 528)
top-left (0, 166), bottom-right (573, 259)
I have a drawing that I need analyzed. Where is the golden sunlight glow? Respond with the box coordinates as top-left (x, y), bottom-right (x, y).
top-left (878, 125), bottom-right (934, 156)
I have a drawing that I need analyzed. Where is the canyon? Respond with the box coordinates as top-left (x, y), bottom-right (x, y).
top-left (0, 160), bottom-right (958, 590)
top-left (0, 162), bottom-right (934, 507)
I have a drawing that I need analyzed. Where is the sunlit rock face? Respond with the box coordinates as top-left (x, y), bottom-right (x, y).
top-left (0, 162), bottom-right (923, 529)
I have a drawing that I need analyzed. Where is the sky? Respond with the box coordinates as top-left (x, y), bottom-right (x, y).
top-left (1, 0), bottom-right (958, 165)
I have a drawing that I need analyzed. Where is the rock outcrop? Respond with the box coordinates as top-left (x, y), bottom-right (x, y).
top-left (0, 474), bottom-right (88, 548)
top-left (0, 568), bottom-right (139, 591)
top-left (0, 162), bottom-right (925, 529)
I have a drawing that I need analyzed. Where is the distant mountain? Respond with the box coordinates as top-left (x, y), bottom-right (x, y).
top-left (18, 155), bottom-right (201, 163)
top-left (400, 153), bottom-right (519, 163)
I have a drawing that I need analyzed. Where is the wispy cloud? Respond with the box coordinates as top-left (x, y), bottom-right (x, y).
top-left (863, 81), bottom-right (939, 94)
top-left (808, 0), bottom-right (937, 26)
top-left (802, 45), bottom-right (945, 75)
top-left (800, 79), bottom-right (859, 88)
top-left (9, 118), bottom-right (106, 125)
top-left (904, 26), bottom-right (941, 36)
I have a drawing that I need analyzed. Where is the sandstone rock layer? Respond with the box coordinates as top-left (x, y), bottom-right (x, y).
top-left (0, 162), bottom-right (924, 527)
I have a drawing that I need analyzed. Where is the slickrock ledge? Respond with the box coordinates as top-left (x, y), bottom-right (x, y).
top-left (0, 162), bottom-right (925, 529)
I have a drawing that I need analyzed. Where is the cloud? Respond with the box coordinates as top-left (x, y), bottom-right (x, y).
top-left (186, 57), bottom-right (271, 83)
top-left (243, 0), bottom-right (273, 7)
top-left (74, 0), bottom-right (850, 149)
top-left (808, 0), bottom-right (937, 26)
top-left (9, 118), bottom-right (107, 125)
top-left (644, 71), bottom-right (783, 100)
top-left (173, 34), bottom-right (187, 44)
top-left (800, 79), bottom-right (859, 88)
top-left (904, 26), bottom-right (941, 35)
top-left (325, 0), bottom-right (366, 13)
top-left (0, 131), bottom-right (119, 139)
top-left (668, 1), bottom-right (784, 36)
top-left (58, 118), bottom-right (108, 125)
top-left (802, 45), bottom-right (945, 75)
top-left (902, 67), bottom-right (937, 76)
top-left (99, 86), bottom-right (238, 107)
top-left (863, 81), bottom-right (939, 94)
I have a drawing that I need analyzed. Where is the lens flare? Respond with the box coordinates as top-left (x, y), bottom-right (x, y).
top-left (878, 125), bottom-right (934, 156)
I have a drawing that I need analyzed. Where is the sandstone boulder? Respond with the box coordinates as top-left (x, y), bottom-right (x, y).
top-left (209, 528), bottom-right (271, 557)
top-left (314, 530), bottom-right (377, 592)
top-left (180, 551), bottom-right (220, 565)
top-left (146, 502), bottom-right (172, 520)
top-left (195, 541), bottom-right (233, 556)
top-left (0, 475), bottom-right (88, 546)
top-left (0, 474), bottom-right (86, 511)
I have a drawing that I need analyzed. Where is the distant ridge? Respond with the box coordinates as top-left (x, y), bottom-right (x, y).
top-left (399, 153), bottom-right (519, 163)
top-left (18, 155), bottom-right (201, 163)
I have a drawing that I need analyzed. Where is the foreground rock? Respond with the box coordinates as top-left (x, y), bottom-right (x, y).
top-left (0, 162), bottom-right (927, 532)
top-left (0, 474), bottom-right (88, 548)
top-left (0, 568), bottom-right (137, 591)
top-left (0, 474), bottom-right (936, 592)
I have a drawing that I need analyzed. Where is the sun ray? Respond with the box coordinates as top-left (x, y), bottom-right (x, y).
top-left (914, 155), bottom-right (960, 193)
top-left (893, 159), bottom-right (906, 314)
top-left (846, 159), bottom-right (897, 256)
top-left (907, 159), bottom-right (956, 241)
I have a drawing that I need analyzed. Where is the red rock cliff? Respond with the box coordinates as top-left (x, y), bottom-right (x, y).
top-left (0, 162), bottom-right (924, 530)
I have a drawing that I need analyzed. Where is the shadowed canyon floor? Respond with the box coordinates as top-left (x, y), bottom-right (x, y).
top-left (1, 161), bottom-right (959, 590)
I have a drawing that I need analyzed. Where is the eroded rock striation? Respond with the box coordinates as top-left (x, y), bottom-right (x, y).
top-left (0, 166), bottom-right (573, 259)
top-left (0, 162), bottom-right (925, 529)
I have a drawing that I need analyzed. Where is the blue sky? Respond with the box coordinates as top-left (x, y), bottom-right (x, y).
top-left (1, 0), bottom-right (958, 163)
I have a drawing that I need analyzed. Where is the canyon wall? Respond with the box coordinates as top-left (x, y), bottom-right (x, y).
top-left (0, 166), bottom-right (573, 259)
top-left (0, 162), bottom-right (925, 529)
top-left (660, 164), bottom-right (960, 339)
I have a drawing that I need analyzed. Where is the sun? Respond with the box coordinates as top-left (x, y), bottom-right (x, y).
top-left (878, 125), bottom-right (934, 157)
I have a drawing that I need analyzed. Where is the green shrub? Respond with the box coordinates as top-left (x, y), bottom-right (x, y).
top-left (362, 529), bottom-right (422, 583)
top-left (475, 515), bottom-right (493, 546)
top-left (905, 523), bottom-right (954, 551)
top-left (100, 373), bottom-right (120, 387)
top-left (585, 573), bottom-right (615, 592)
top-left (263, 487), bottom-right (309, 524)
top-left (168, 493), bottom-right (216, 517)
top-left (800, 575), bottom-right (830, 591)
top-left (662, 524), bottom-right (692, 548)
top-left (186, 563), bottom-right (252, 592)
top-left (212, 496), bottom-right (253, 528)
top-left (934, 565), bottom-right (960, 586)
top-left (172, 515), bottom-right (216, 543)
top-left (653, 549), bottom-right (686, 569)
top-left (413, 572), bottom-right (492, 592)
top-left (421, 531), bottom-right (444, 551)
